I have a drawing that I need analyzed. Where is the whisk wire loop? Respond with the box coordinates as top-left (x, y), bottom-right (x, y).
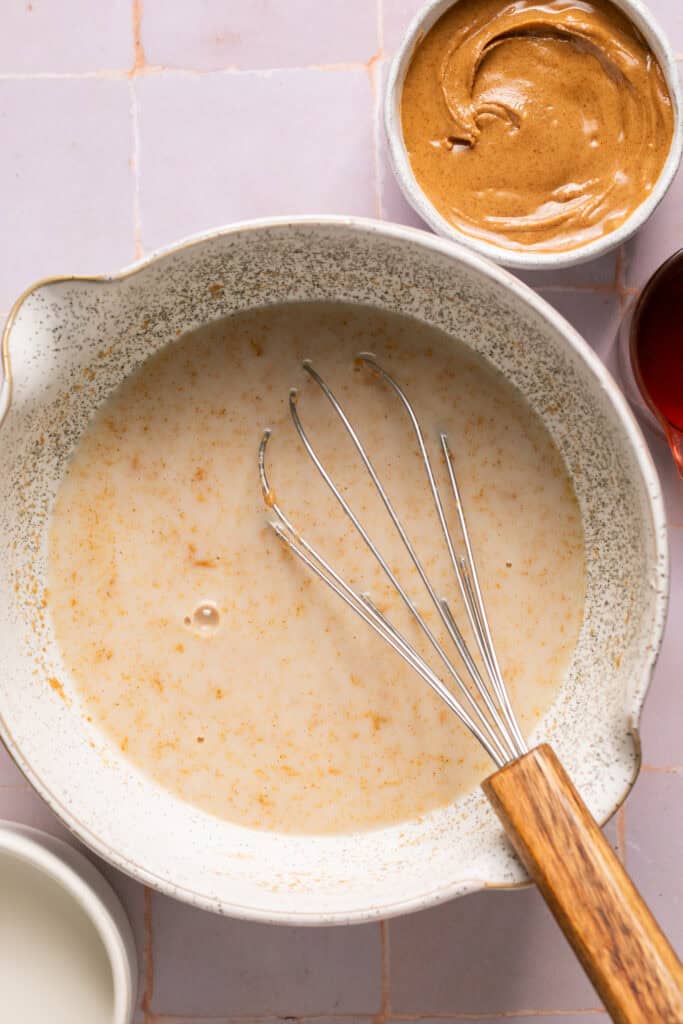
top-left (259, 357), bottom-right (528, 767)
top-left (258, 438), bottom-right (507, 766)
top-left (359, 352), bottom-right (525, 755)
top-left (440, 435), bottom-right (527, 752)
top-left (295, 369), bottom-right (520, 761)
top-left (288, 379), bottom-right (513, 761)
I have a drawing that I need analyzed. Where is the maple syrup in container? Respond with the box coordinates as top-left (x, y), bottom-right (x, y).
top-left (627, 250), bottom-right (683, 476)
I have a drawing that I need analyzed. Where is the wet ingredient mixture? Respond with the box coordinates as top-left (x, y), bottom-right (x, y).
top-left (48, 303), bottom-right (585, 834)
top-left (401, 0), bottom-right (674, 253)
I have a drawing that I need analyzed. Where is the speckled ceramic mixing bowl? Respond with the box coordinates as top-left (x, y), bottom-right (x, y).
top-left (384, 0), bottom-right (683, 271)
top-left (0, 217), bottom-right (668, 923)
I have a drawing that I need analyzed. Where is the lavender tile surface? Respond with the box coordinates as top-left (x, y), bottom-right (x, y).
top-left (142, 0), bottom-right (379, 70)
top-left (0, 0), bottom-right (133, 72)
top-left (0, 2), bottom-right (681, 1022)
top-left (135, 67), bottom-right (377, 251)
top-left (0, 77), bottom-right (134, 311)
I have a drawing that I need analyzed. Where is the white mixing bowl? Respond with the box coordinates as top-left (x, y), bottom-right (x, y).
top-left (0, 217), bottom-right (668, 923)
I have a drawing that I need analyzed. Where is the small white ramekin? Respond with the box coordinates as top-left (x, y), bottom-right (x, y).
top-left (0, 821), bottom-right (137, 1024)
top-left (384, 0), bottom-right (683, 270)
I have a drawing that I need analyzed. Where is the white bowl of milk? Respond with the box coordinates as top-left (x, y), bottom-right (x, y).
top-left (0, 821), bottom-right (137, 1024)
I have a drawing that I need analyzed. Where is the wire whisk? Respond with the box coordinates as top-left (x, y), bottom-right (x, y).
top-left (258, 355), bottom-right (683, 1021)
top-left (259, 354), bottom-right (526, 768)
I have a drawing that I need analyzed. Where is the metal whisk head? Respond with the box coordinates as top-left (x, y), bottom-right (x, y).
top-left (258, 356), bottom-right (527, 768)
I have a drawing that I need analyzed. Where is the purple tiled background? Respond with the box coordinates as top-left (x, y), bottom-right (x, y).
top-left (0, 2), bottom-right (681, 1021)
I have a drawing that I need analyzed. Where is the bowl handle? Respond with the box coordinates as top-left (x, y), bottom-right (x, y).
top-left (483, 744), bottom-right (683, 1023)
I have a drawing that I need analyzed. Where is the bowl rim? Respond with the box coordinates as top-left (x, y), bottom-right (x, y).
top-left (0, 820), bottom-right (137, 1021)
top-left (0, 214), bottom-right (670, 924)
top-left (383, 0), bottom-right (683, 270)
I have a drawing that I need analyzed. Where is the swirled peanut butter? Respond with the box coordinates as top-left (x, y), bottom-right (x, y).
top-left (401, 0), bottom-right (674, 253)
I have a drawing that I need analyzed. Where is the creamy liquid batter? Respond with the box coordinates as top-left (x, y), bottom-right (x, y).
top-left (401, 0), bottom-right (674, 253)
top-left (48, 304), bottom-right (585, 834)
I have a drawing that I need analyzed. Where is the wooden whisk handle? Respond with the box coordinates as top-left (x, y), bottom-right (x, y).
top-left (483, 744), bottom-right (683, 1023)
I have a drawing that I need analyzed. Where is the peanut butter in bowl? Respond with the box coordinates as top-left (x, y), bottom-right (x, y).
top-left (399, 0), bottom-right (675, 256)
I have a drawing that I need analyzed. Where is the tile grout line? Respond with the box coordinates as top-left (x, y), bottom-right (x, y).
top-left (614, 244), bottom-right (629, 302)
top-left (376, 1012), bottom-right (606, 1020)
top-left (130, 78), bottom-right (144, 260)
top-left (128, 0), bottom-right (145, 261)
top-left (0, 70), bottom-right (132, 80)
top-left (148, 1012), bottom-right (607, 1022)
top-left (612, 245), bottom-right (639, 301)
top-left (613, 244), bottom-right (624, 292)
top-left (0, 64), bottom-right (373, 81)
top-left (536, 283), bottom-right (619, 295)
top-left (141, 885), bottom-right (155, 1022)
top-left (369, 58), bottom-right (384, 220)
top-left (429, 1016), bottom-right (601, 1020)
top-left (368, 0), bottom-right (385, 220)
top-left (153, 1017), bottom-right (377, 1022)
top-left (379, 917), bottom-right (391, 1021)
top-left (0, 39), bottom-right (675, 81)
top-left (132, 0), bottom-right (146, 75)
top-left (377, 0), bottom-right (384, 55)
top-left (387, 1011), bottom-right (606, 1019)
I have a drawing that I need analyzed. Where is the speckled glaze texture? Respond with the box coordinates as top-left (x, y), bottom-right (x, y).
top-left (384, 0), bottom-right (683, 270)
top-left (0, 218), bottom-right (668, 924)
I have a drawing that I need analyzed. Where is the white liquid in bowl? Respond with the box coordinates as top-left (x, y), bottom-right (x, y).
top-left (0, 851), bottom-right (114, 1023)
